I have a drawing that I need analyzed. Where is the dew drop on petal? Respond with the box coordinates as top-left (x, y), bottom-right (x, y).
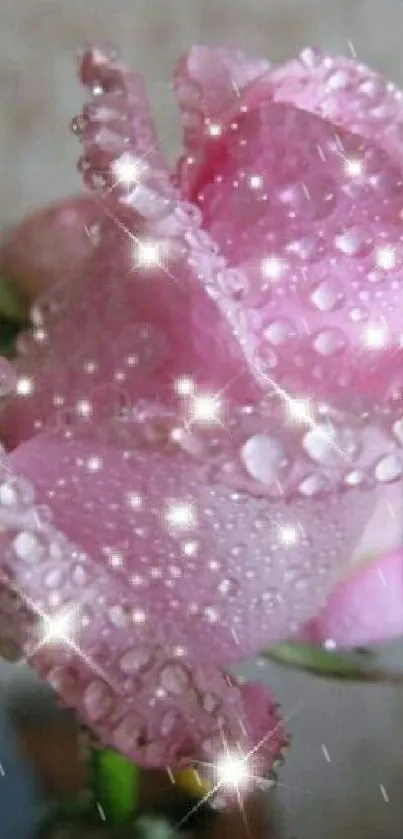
top-left (313, 329), bottom-right (347, 357)
top-left (302, 425), bottom-right (358, 466)
top-left (113, 714), bottom-right (144, 752)
top-left (264, 319), bottom-right (295, 345)
top-left (374, 454), bottom-right (403, 483)
top-left (160, 709), bottom-right (181, 736)
top-left (344, 470), bottom-right (365, 487)
top-left (241, 434), bottom-right (290, 486)
top-left (120, 647), bottom-right (152, 674)
top-left (298, 474), bottom-right (327, 496)
top-left (218, 577), bottom-right (239, 597)
top-left (309, 280), bottom-right (344, 312)
top-left (159, 662), bottom-right (190, 694)
top-left (0, 477), bottom-right (35, 509)
top-left (83, 681), bottom-right (113, 722)
top-left (12, 531), bottom-right (49, 563)
top-left (334, 226), bottom-right (372, 258)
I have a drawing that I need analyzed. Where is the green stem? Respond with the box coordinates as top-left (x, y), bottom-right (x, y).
top-left (263, 642), bottom-right (403, 685)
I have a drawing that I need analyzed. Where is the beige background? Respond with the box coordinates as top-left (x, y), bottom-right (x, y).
top-left (1, 1), bottom-right (403, 836)
top-left (2, 0), bottom-right (403, 227)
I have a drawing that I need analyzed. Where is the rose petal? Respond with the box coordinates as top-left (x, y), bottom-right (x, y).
top-left (173, 46), bottom-right (269, 189)
top-left (303, 549), bottom-right (403, 648)
top-left (259, 48), bottom-right (403, 168)
top-left (0, 196), bottom-right (102, 302)
top-left (76, 46), bottom-right (168, 201)
top-left (238, 681), bottom-right (287, 772)
top-left (0, 443), bottom-right (287, 768)
top-left (189, 96), bottom-right (403, 413)
top-left (1, 214), bottom-right (255, 449)
top-left (6, 431), bottom-right (374, 662)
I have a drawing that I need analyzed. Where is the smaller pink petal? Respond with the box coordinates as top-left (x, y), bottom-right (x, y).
top-left (306, 549), bottom-right (403, 648)
top-left (259, 47), bottom-right (403, 168)
top-left (0, 196), bottom-right (102, 301)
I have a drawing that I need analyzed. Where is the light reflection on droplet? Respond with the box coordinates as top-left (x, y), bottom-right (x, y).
top-left (16, 376), bottom-right (34, 396)
top-left (190, 392), bottom-right (222, 425)
top-left (344, 157), bottom-right (364, 178)
top-left (175, 376), bottom-right (195, 397)
top-left (112, 152), bottom-right (148, 187)
top-left (164, 501), bottom-right (197, 532)
top-left (375, 244), bottom-right (397, 270)
top-left (261, 256), bottom-right (286, 281)
top-left (363, 323), bottom-right (389, 349)
top-left (134, 239), bottom-right (164, 268)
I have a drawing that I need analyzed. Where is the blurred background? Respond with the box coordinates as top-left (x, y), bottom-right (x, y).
top-left (1, 1), bottom-right (403, 836)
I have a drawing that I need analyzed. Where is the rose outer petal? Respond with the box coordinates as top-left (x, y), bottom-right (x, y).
top-left (0, 441), bottom-right (286, 770)
top-left (303, 549), bottom-right (403, 648)
top-left (8, 431), bottom-right (373, 662)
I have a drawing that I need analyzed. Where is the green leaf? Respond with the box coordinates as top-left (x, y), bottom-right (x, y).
top-left (92, 748), bottom-right (141, 825)
top-left (0, 274), bottom-right (28, 322)
top-left (262, 641), bottom-right (403, 685)
top-left (0, 314), bottom-right (27, 357)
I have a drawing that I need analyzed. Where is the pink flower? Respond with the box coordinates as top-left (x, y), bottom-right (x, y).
top-left (1, 43), bottom-right (403, 768)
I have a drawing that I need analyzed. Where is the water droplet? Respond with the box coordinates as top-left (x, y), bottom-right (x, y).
top-left (108, 605), bottom-right (129, 628)
top-left (83, 681), bottom-right (113, 721)
top-left (298, 474), bottom-right (327, 496)
top-left (374, 454), bottom-right (403, 483)
top-left (309, 280), bottom-right (344, 312)
top-left (70, 115), bottom-right (84, 135)
top-left (261, 347), bottom-right (278, 369)
top-left (302, 425), bottom-right (358, 466)
top-left (334, 226), bottom-right (372, 257)
top-left (113, 714), bottom-right (144, 752)
top-left (204, 605), bottom-right (220, 623)
top-left (202, 693), bottom-right (221, 714)
top-left (12, 531), bottom-right (48, 563)
top-left (44, 569), bottom-right (64, 589)
top-left (344, 470), bottom-right (365, 486)
top-left (160, 662), bottom-right (190, 694)
top-left (120, 647), bottom-right (151, 674)
top-left (160, 709), bottom-right (181, 736)
top-left (182, 540), bottom-right (199, 558)
top-left (241, 434), bottom-right (290, 486)
top-left (264, 319), bottom-right (295, 345)
top-left (47, 666), bottom-right (77, 698)
top-left (393, 419), bottom-right (403, 445)
top-left (257, 587), bottom-right (279, 609)
top-left (72, 565), bottom-right (88, 585)
top-left (218, 577), bottom-right (239, 597)
top-left (299, 46), bottom-right (324, 69)
top-left (327, 69), bottom-right (349, 90)
top-left (303, 176), bottom-right (337, 220)
top-left (0, 477), bottom-right (34, 509)
top-left (313, 329), bottom-right (346, 357)
top-left (349, 306), bottom-right (368, 322)
top-left (226, 268), bottom-right (249, 300)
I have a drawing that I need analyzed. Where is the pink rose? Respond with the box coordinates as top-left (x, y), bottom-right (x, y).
top-left (1, 43), bottom-right (403, 769)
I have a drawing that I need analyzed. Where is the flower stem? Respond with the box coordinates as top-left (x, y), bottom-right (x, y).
top-left (263, 641), bottom-right (403, 685)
